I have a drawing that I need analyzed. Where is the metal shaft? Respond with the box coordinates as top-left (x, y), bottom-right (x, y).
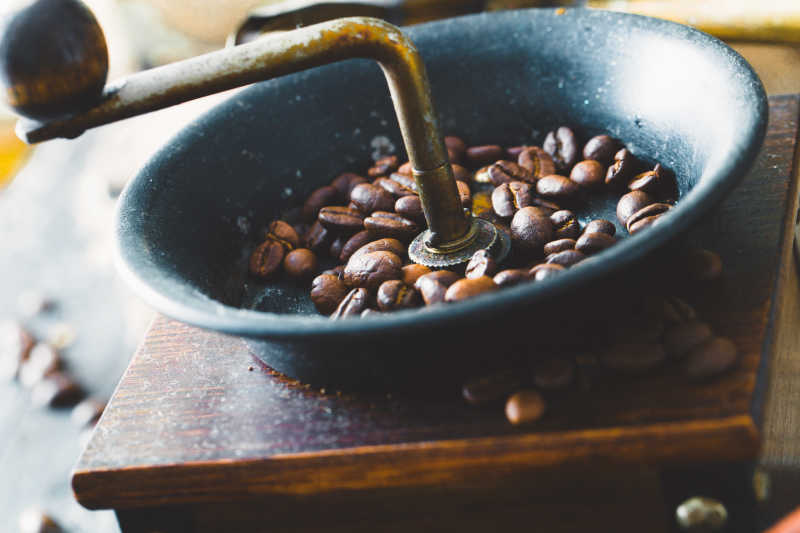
top-left (17, 17), bottom-right (470, 245)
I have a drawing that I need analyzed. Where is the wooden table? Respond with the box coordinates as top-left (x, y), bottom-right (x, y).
top-left (71, 95), bottom-right (800, 532)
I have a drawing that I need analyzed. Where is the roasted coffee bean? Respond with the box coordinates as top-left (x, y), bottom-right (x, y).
top-left (31, 371), bottom-right (83, 407)
top-left (389, 171), bottom-right (418, 192)
top-left (487, 160), bottom-right (534, 186)
top-left (267, 220), bottom-right (300, 250)
top-left (570, 159), bottom-right (605, 189)
top-left (662, 296), bottom-right (697, 323)
top-left (322, 264), bottom-right (345, 279)
top-left (617, 190), bottom-right (655, 225)
top-left (415, 270), bottom-right (461, 305)
top-left (601, 342), bottom-right (666, 374)
top-left (457, 180), bottom-right (472, 208)
top-left (394, 194), bottom-right (425, 223)
top-left (343, 250), bottom-right (403, 290)
top-left (329, 236), bottom-right (345, 259)
top-left (536, 174), bottom-right (580, 202)
top-left (518, 146), bottom-right (556, 179)
top-left (492, 181), bottom-right (532, 218)
top-left (472, 165), bottom-right (492, 184)
top-left (506, 145), bottom-right (526, 159)
top-left (465, 145), bottom-right (504, 167)
top-left (529, 263), bottom-right (565, 281)
top-left (330, 172), bottom-right (367, 201)
top-left (505, 389), bottom-right (546, 425)
top-left (465, 249), bottom-right (497, 279)
top-left (19, 343), bottom-right (59, 387)
top-left (532, 357), bottom-right (575, 390)
top-left (605, 148), bottom-right (635, 188)
top-left (530, 198), bottom-right (562, 214)
top-left (338, 230), bottom-right (372, 263)
top-left (18, 507), bottom-right (62, 533)
top-left (397, 161), bottom-right (412, 175)
top-left (583, 134), bottom-right (616, 163)
top-left (311, 274), bottom-right (349, 315)
top-left (550, 210), bottom-right (581, 240)
top-left (462, 370), bottom-right (522, 406)
top-left (451, 163), bottom-right (471, 182)
top-left (664, 321), bottom-right (713, 359)
top-left (629, 163), bottom-right (675, 198)
top-left (374, 177), bottom-right (416, 198)
top-left (302, 185), bottom-right (338, 222)
top-left (303, 221), bottom-right (331, 252)
top-left (575, 232), bottom-right (616, 255)
top-left (364, 211), bottom-right (419, 241)
top-left (626, 203), bottom-right (671, 234)
top-left (401, 264), bottom-right (431, 286)
top-left (546, 249), bottom-right (586, 267)
top-left (493, 269), bottom-right (531, 288)
top-left (71, 397), bottom-right (106, 428)
top-left (331, 288), bottom-right (370, 319)
top-left (367, 155), bottom-right (398, 178)
top-left (685, 337), bottom-right (737, 379)
top-left (543, 238), bottom-right (576, 256)
top-left (685, 248), bottom-right (723, 281)
top-left (283, 249), bottom-right (318, 279)
top-left (249, 240), bottom-right (285, 279)
top-left (350, 183), bottom-right (395, 214)
top-left (377, 280), bottom-right (421, 311)
top-left (0, 320), bottom-right (34, 381)
top-left (543, 126), bottom-right (579, 171)
top-left (444, 276), bottom-right (496, 303)
top-left (318, 206), bottom-right (365, 233)
top-left (583, 219), bottom-right (616, 237)
top-left (349, 238), bottom-right (405, 262)
top-left (511, 206), bottom-right (554, 254)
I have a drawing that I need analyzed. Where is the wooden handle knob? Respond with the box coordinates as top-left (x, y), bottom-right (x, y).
top-left (0, 0), bottom-right (108, 120)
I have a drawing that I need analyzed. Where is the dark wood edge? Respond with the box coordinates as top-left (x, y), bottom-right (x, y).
top-left (72, 415), bottom-right (758, 509)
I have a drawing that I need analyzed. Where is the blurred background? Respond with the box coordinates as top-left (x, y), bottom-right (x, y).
top-left (1, 0), bottom-right (799, 531)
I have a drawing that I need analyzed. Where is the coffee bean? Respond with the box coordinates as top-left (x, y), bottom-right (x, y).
top-left (349, 238), bottom-right (406, 262)
top-left (445, 136), bottom-right (467, 163)
top-left (373, 177), bottom-right (416, 198)
top-left (583, 134), bottom-right (616, 163)
top-left (493, 269), bottom-right (531, 288)
top-left (543, 126), bottom-right (579, 171)
top-left (266, 220), bottom-right (300, 250)
top-left (543, 238), bottom-right (576, 256)
top-left (626, 203), bottom-right (671, 234)
top-left (629, 163), bottom-right (675, 198)
top-left (456, 180), bottom-right (472, 208)
top-left (506, 145), bottom-right (526, 159)
top-left (311, 274), bottom-right (349, 315)
top-left (389, 172), bottom-right (418, 192)
top-left (350, 183), bottom-right (395, 214)
top-left (331, 288), bottom-right (370, 319)
top-left (395, 194), bottom-right (425, 223)
top-left (330, 172), bottom-right (367, 202)
top-left (532, 357), bottom-right (575, 390)
top-left (444, 276), bottom-right (496, 302)
top-left (303, 221), bottom-right (331, 252)
top-left (465, 249), bottom-right (498, 279)
top-left (397, 161), bottom-right (412, 175)
top-left (451, 164), bottom-right (471, 182)
top-left (684, 336), bottom-right (737, 379)
top-left (401, 264), bottom-right (431, 286)
top-left (550, 210), bottom-right (581, 240)
top-left (487, 160), bottom-right (534, 186)
top-left (529, 262), bottom-right (565, 281)
top-left (364, 211), bottom-right (419, 241)
top-left (18, 507), bottom-right (62, 533)
top-left (536, 174), bottom-right (580, 202)
top-left (329, 236), bottom-right (345, 259)
top-left (605, 148), bottom-right (635, 188)
top-left (575, 232), bottom-right (616, 255)
top-left (462, 370), bottom-right (522, 406)
top-left (662, 296), bottom-right (698, 323)
top-left (303, 185), bottom-right (338, 222)
top-left (465, 145), bottom-right (504, 167)
top-left (283, 249), bottom-right (318, 279)
top-left (472, 165), bottom-right (492, 184)
top-left (19, 343), bottom-right (60, 388)
top-left (616, 190), bottom-right (655, 225)
top-left (415, 270), bottom-right (461, 305)
top-left (518, 146), bottom-right (556, 179)
top-left (583, 219), bottom-right (616, 237)
top-left (546, 249), bottom-right (586, 267)
top-left (685, 248), bottom-right (723, 281)
top-left (339, 230), bottom-right (373, 263)
top-left (0, 320), bottom-right (34, 381)
top-left (31, 371), bottom-right (83, 407)
top-left (70, 397), bottom-right (106, 428)
top-left (367, 155), bottom-right (398, 178)
top-left (531, 198), bottom-right (562, 214)
top-left (505, 389), bottom-right (546, 425)
top-left (628, 214), bottom-right (664, 235)
top-left (664, 321), bottom-right (713, 359)
top-left (601, 342), bottom-right (666, 374)
top-left (343, 250), bottom-right (403, 290)
top-left (492, 181), bottom-right (532, 218)
top-left (570, 159), bottom-right (605, 189)
top-left (318, 206), bottom-right (365, 233)
top-left (511, 206), bottom-right (554, 254)
top-left (249, 240), bottom-right (285, 279)
top-left (377, 280), bottom-right (421, 311)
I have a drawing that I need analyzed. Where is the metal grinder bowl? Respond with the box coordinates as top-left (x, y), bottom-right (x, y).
top-left (114, 9), bottom-right (767, 391)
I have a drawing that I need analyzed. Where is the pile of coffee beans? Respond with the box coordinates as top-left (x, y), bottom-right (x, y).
top-left (248, 127), bottom-right (680, 318)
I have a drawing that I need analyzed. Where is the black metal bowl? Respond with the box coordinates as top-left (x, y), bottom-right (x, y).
top-left (114, 8), bottom-right (767, 390)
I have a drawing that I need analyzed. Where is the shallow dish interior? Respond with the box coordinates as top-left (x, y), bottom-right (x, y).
top-left (115, 8), bottom-right (766, 338)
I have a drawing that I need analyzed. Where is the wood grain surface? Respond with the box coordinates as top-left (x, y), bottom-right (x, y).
top-left (73, 95), bottom-right (800, 512)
